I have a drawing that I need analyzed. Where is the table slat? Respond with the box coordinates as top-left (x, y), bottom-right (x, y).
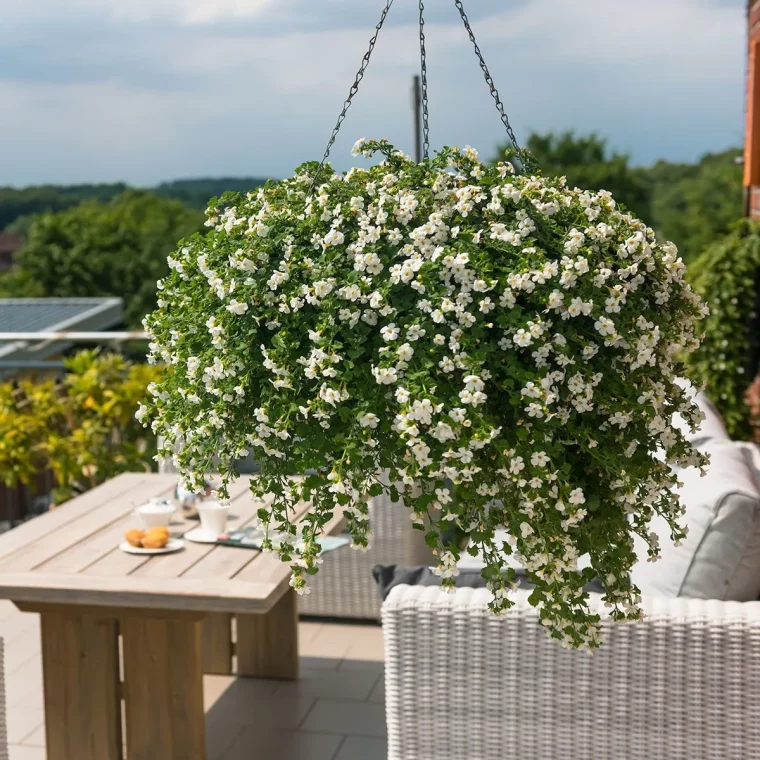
top-left (37, 480), bottom-right (177, 575)
top-left (0, 473), bottom-right (146, 561)
top-left (0, 475), bottom-right (177, 573)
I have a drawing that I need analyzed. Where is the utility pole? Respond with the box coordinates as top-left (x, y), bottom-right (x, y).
top-left (412, 75), bottom-right (422, 163)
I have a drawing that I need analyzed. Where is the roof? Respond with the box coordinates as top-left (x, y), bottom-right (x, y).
top-left (0, 232), bottom-right (22, 255)
top-left (0, 297), bottom-right (123, 373)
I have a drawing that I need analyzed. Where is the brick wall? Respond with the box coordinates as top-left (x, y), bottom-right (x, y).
top-left (745, 1), bottom-right (760, 216)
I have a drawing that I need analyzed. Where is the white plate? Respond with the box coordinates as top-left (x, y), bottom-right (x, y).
top-left (119, 537), bottom-right (184, 555)
top-left (184, 528), bottom-right (219, 544)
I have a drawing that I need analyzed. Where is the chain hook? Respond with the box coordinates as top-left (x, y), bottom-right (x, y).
top-left (418, 0), bottom-right (430, 160)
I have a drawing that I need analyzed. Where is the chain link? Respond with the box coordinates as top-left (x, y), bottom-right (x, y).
top-left (311, 0), bottom-right (396, 191)
top-left (453, 0), bottom-right (522, 157)
top-left (418, 0), bottom-right (430, 160)
top-left (312, 0), bottom-right (524, 189)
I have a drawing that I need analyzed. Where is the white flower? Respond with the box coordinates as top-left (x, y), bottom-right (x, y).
top-left (397, 343), bottom-right (415, 362)
top-left (145, 138), bottom-right (707, 647)
top-left (373, 366), bottom-right (399, 385)
top-left (323, 229), bottom-right (345, 247)
top-left (463, 375), bottom-right (485, 392)
top-left (381, 323), bottom-right (400, 341)
top-left (432, 422), bottom-right (457, 442)
top-left (226, 299), bottom-right (248, 315)
top-left (449, 407), bottom-right (467, 424)
top-left (435, 487), bottom-right (452, 505)
top-left (313, 280), bottom-right (334, 298)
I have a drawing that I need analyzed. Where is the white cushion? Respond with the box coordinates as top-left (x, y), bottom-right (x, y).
top-left (631, 434), bottom-right (760, 601)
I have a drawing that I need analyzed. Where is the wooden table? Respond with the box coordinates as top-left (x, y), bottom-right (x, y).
top-left (0, 473), bottom-right (344, 760)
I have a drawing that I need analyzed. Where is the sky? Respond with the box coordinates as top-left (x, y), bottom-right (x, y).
top-left (0, 0), bottom-right (749, 187)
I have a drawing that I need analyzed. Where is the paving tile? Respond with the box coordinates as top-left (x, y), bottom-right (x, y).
top-left (204, 674), bottom-right (237, 711)
top-left (6, 707), bottom-right (44, 745)
top-left (342, 627), bottom-right (384, 663)
top-left (0, 599), bottom-right (19, 622)
top-left (15, 688), bottom-right (44, 713)
top-left (8, 746), bottom-right (46, 760)
top-left (223, 728), bottom-right (344, 760)
top-left (299, 656), bottom-right (343, 671)
top-left (298, 622), bottom-right (324, 645)
top-left (334, 735), bottom-right (388, 760)
top-left (273, 667), bottom-right (381, 701)
top-left (206, 683), bottom-right (316, 729)
top-left (3, 634), bottom-right (41, 674)
top-left (300, 699), bottom-right (386, 738)
top-left (5, 657), bottom-right (43, 707)
top-left (206, 718), bottom-right (246, 760)
top-left (19, 724), bottom-right (45, 748)
top-left (338, 658), bottom-right (384, 674)
top-left (204, 673), bottom-right (280, 710)
top-left (300, 627), bottom-right (352, 660)
top-left (367, 677), bottom-right (385, 705)
top-left (1, 617), bottom-right (40, 665)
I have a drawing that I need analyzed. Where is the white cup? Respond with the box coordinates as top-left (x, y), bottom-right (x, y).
top-left (197, 501), bottom-right (230, 539)
top-left (134, 498), bottom-right (175, 529)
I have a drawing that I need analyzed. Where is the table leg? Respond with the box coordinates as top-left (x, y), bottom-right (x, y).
top-left (121, 614), bottom-right (206, 760)
top-left (39, 610), bottom-right (122, 760)
top-left (236, 588), bottom-right (299, 679)
top-left (202, 612), bottom-right (233, 675)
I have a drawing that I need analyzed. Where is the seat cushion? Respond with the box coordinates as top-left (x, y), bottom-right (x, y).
top-left (631, 437), bottom-right (760, 601)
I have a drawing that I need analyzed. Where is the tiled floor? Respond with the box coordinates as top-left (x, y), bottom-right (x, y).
top-left (0, 600), bottom-right (387, 759)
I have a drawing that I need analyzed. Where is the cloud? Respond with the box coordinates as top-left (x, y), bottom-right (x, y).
top-left (111, 0), bottom-right (274, 25)
top-left (0, 0), bottom-right (748, 185)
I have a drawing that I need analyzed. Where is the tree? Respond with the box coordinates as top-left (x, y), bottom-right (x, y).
top-left (0, 183), bottom-right (128, 231)
top-left (643, 148), bottom-right (742, 262)
top-left (154, 178), bottom-right (269, 208)
top-left (4, 191), bottom-right (204, 327)
top-left (495, 131), bottom-right (652, 220)
top-left (686, 219), bottom-right (760, 441)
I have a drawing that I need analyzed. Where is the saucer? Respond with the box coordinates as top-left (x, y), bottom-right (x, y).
top-left (184, 528), bottom-right (219, 544)
top-left (119, 538), bottom-right (184, 555)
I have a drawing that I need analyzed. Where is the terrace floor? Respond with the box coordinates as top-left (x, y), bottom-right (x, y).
top-left (0, 600), bottom-right (387, 760)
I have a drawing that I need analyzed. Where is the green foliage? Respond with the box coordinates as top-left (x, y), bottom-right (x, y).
top-left (154, 178), bottom-right (269, 209)
top-left (143, 138), bottom-right (708, 647)
top-left (3, 191), bottom-right (205, 328)
top-left (686, 219), bottom-right (760, 440)
top-left (0, 183), bottom-right (128, 231)
top-left (496, 133), bottom-right (743, 263)
top-left (497, 131), bottom-right (652, 221)
top-left (0, 351), bottom-right (161, 504)
top-left (644, 148), bottom-right (743, 263)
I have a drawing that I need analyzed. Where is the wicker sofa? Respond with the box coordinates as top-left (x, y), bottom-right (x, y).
top-left (300, 489), bottom-right (410, 619)
top-left (382, 586), bottom-right (760, 760)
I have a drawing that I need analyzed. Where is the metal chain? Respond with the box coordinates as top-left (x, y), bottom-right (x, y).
top-left (310, 0), bottom-right (396, 191)
top-left (418, 0), bottom-right (430, 159)
top-left (453, 0), bottom-right (522, 156)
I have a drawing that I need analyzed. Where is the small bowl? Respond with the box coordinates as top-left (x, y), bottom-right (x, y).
top-left (134, 500), bottom-right (175, 529)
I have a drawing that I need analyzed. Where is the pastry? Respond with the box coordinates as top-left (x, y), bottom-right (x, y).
top-left (141, 527), bottom-right (170, 549)
top-left (125, 529), bottom-right (144, 548)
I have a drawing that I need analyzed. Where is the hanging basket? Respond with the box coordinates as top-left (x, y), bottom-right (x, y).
top-left (140, 2), bottom-right (708, 648)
